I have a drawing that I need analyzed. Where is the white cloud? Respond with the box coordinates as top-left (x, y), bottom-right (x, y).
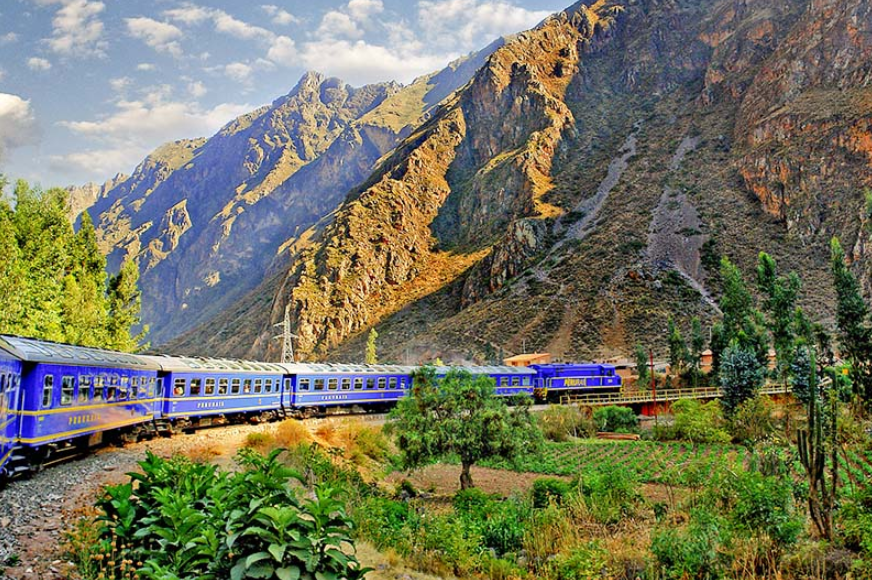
top-left (224, 62), bottom-right (253, 84)
top-left (58, 94), bottom-right (251, 156)
top-left (261, 5), bottom-right (298, 26)
top-left (417, 0), bottom-right (552, 50)
top-left (0, 32), bottom-right (18, 45)
top-left (109, 77), bottom-right (132, 92)
top-left (44, 0), bottom-right (107, 57)
top-left (125, 17), bottom-right (183, 58)
top-left (165, 4), bottom-right (275, 42)
top-left (300, 39), bottom-right (451, 86)
top-left (188, 80), bottom-right (207, 98)
top-left (136, 62), bottom-right (156, 71)
top-left (49, 148), bottom-right (146, 181)
top-left (0, 93), bottom-right (40, 162)
top-left (267, 35), bottom-right (296, 64)
top-left (317, 11), bottom-right (362, 40)
top-left (27, 57), bottom-right (52, 71)
top-left (347, 0), bottom-right (384, 21)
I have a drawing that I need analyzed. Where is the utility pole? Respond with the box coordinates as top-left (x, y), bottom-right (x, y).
top-left (272, 304), bottom-right (299, 364)
top-left (650, 348), bottom-right (658, 427)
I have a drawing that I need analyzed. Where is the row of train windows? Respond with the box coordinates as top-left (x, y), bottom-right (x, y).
top-left (498, 377), bottom-right (529, 386)
top-left (0, 372), bottom-right (19, 415)
top-left (297, 376), bottom-right (406, 391)
top-left (173, 377), bottom-right (291, 397)
top-left (44, 375), bottom-right (157, 408)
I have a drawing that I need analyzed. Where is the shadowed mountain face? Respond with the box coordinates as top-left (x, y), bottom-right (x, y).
top-left (86, 46), bottom-right (501, 346)
top-left (163, 0), bottom-right (871, 363)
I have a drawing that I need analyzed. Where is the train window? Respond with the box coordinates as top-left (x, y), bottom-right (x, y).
top-left (511, 377), bottom-right (520, 386)
top-left (119, 376), bottom-right (129, 400)
top-left (399, 378), bottom-right (406, 389)
top-left (500, 377), bottom-right (509, 386)
top-left (130, 378), bottom-right (139, 400)
top-left (231, 379), bottom-right (241, 394)
top-left (79, 376), bottom-right (91, 403)
top-left (174, 378), bottom-right (186, 397)
top-left (341, 378), bottom-right (351, 390)
top-left (254, 379), bottom-right (263, 394)
top-left (265, 379), bottom-right (273, 392)
top-left (328, 378), bottom-right (338, 390)
top-left (314, 378), bottom-right (324, 391)
top-left (284, 379), bottom-right (292, 392)
top-left (42, 375), bottom-right (54, 408)
top-left (378, 378), bottom-right (387, 389)
top-left (94, 376), bottom-right (105, 401)
top-left (205, 378), bottom-right (216, 395)
top-left (366, 377), bottom-right (375, 389)
top-left (299, 378), bottom-right (310, 391)
top-left (389, 377), bottom-right (397, 389)
top-left (147, 378), bottom-right (155, 398)
top-left (243, 379), bottom-right (252, 394)
top-left (354, 378), bottom-right (363, 390)
top-left (190, 378), bottom-right (202, 396)
top-left (523, 377), bottom-right (530, 386)
top-left (61, 377), bottom-right (76, 407)
top-left (218, 378), bottom-right (228, 395)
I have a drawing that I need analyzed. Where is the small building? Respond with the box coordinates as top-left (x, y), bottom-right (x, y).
top-left (700, 349), bottom-right (713, 374)
top-left (503, 352), bottom-right (551, 367)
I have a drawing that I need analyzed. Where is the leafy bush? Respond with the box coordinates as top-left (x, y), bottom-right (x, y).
top-left (354, 496), bottom-right (416, 552)
top-left (592, 406), bottom-right (638, 433)
top-left (83, 450), bottom-right (370, 580)
top-left (454, 487), bottom-right (494, 517)
top-left (729, 396), bottom-right (776, 444)
top-left (532, 477), bottom-right (572, 508)
top-left (481, 497), bottom-right (530, 555)
top-left (671, 399), bottom-right (730, 444)
top-left (577, 464), bottom-right (641, 524)
top-left (539, 405), bottom-right (595, 441)
top-left (729, 471), bottom-right (802, 550)
top-left (650, 511), bottom-right (731, 580)
top-left (837, 486), bottom-right (872, 573)
top-left (552, 542), bottom-right (609, 580)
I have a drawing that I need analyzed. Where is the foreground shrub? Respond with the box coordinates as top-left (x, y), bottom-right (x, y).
top-left (593, 406), bottom-right (638, 433)
top-left (576, 463), bottom-right (642, 524)
top-left (671, 398), bottom-right (730, 444)
top-left (729, 470), bottom-right (802, 552)
top-left (532, 477), bottom-right (572, 508)
top-left (78, 449), bottom-right (369, 580)
top-left (551, 542), bottom-right (610, 580)
top-left (729, 396), bottom-right (776, 444)
top-left (650, 511), bottom-right (731, 580)
top-left (481, 497), bottom-right (530, 555)
top-left (540, 405), bottom-right (595, 441)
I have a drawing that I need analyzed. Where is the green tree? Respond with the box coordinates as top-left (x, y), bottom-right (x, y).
top-left (0, 195), bottom-right (26, 333)
top-left (106, 258), bottom-right (148, 352)
top-left (689, 316), bottom-right (705, 387)
top-left (830, 237), bottom-right (872, 401)
top-left (634, 344), bottom-right (649, 388)
top-left (387, 367), bottom-right (541, 490)
top-left (365, 328), bottom-right (378, 364)
top-left (719, 343), bottom-right (764, 415)
top-left (790, 343), bottom-right (815, 406)
top-left (718, 257), bottom-right (769, 367)
top-left (667, 316), bottom-right (689, 382)
top-left (756, 252), bottom-right (801, 381)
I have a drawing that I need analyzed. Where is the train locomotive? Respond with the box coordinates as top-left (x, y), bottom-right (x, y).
top-left (0, 334), bottom-right (621, 477)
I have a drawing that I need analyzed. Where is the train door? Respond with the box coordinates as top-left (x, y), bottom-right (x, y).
top-left (0, 363), bottom-right (23, 476)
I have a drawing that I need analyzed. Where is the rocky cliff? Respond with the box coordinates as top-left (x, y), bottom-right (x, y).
top-left (88, 47), bottom-right (498, 346)
top-left (172, 0), bottom-right (872, 364)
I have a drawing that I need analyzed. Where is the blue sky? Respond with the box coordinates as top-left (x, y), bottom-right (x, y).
top-left (0, 0), bottom-right (567, 187)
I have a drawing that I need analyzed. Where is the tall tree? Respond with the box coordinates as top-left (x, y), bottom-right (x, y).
top-left (365, 328), bottom-right (378, 365)
top-left (388, 367), bottom-right (541, 490)
top-left (690, 317), bottom-right (705, 387)
top-left (0, 196), bottom-right (26, 333)
top-left (830, 237), bottom-right (872, 401)
top-left (720, 343), bottom-right (764, 415)
top-left (718, 257), bottom-right (769, 367)
top-left (667, 316), bottom-right (689, 381)
top-left (107, 258), bottom-right (148, 352)
top-left (756, 252), bottom-right (800, 381)
top-left (634, 344), bottom-right (649, 388)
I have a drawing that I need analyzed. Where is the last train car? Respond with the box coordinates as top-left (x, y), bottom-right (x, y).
top-left (285, 363), bottom-right (416, 412)
top-left (529, 363), bottom-right (621, 400)
top-left (141, 354), bottom-right (289, 429)
top-left (0, 343), bottom-right (23, 477)
top-left (0, 335), bottom-right (160, 467)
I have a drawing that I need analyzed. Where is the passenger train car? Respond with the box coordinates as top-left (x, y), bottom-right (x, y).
top-left (0, 334), bottom-right (621, 478)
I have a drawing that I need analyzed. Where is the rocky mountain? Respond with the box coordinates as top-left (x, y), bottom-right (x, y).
top-left (66, 173), bottom-right (127, 221)
top-left (86, 46), bottom-right (500, 346)
top-left (164, 0), bottom-right (872, 364)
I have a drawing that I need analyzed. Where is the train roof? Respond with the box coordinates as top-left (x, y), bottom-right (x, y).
top-left (0, 335), bottom-right (160, 370)
top-left (281, 363), bottom-right (418, 375)
top-left (434, 365), bottom-right (537, 375)
top-left (139, 354), bottom-right (287, 374)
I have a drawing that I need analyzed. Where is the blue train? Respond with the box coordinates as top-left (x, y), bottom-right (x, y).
top-left (0, 335), bottom-right (620, 477)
